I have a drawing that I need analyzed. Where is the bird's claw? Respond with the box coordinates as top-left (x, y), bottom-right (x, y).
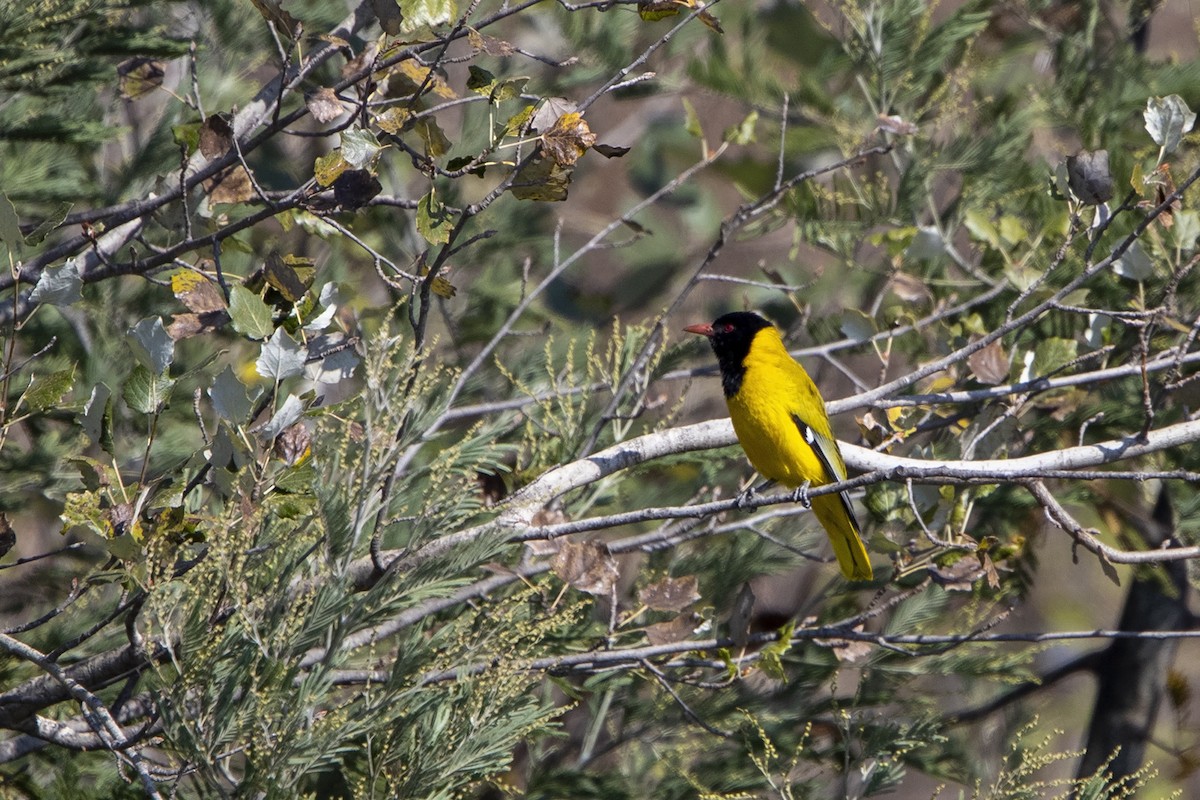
top-left (735, 485), bottom-right (759, 509)
top-left (791, 481), bottom-right (812, 509)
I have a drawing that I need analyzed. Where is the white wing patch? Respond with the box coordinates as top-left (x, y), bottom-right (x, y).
top-left (792, 414), bottom-right (860, 530)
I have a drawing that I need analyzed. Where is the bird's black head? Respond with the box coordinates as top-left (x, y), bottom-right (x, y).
top-left (684, 311), bottom-right (774, 397)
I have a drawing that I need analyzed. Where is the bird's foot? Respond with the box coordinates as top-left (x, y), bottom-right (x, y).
top-left (735, 486), bottom-right (759, 509)
top-left (790, 481), bottom-right (812, 509)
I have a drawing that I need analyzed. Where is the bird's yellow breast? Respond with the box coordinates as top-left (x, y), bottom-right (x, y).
top-left (725, 328), bottom-right (838, 488)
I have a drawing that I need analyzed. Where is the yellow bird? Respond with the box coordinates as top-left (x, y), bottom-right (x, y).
top-left (685, 311), bottom-right (872, 581)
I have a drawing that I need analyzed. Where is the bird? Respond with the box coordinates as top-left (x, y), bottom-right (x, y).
top-left (684, 311), bottom-right (872, 581)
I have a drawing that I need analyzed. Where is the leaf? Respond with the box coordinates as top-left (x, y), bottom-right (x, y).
top-left (198, 114), bottom-right (234, 159)
top-left (256, 328), bottom-right (306, 381)
top-left (905, 226), bottom-right (945, 260)
top-left (228, 285), bottom-right (275, 339)
top-left (127, 317), bottom-right (175, 375)
top-left (123, 364), bottom-right (175, 415)
top-left (644, 613), bottom-right (700, 645)
top-left (1112, 241), bottom-right (1154, 281)
top-left (314, 151), bottom-right (350, 187)
top-left (417, 190), bottom-right (454, 244)
top-left (117, 57), bottom-right (165, 99)
top-left (253, 394), bottom-right (304, 440)
top-left (249, 0), bottom-right (299, 36)
top-left (1144, 95), bottom-right (1196, 155)
top-left (333, 169), bottom-right (383, 208)
top-left (1065, 149), bottom-right (1113, 205)
top-left (758, 620), bottom-right (794, 682)
top-left (172, 121), bottom-right (202, 155)
top-left (681, 97), bottom-right (703, 140)
top-left (592, 142), bottom-right (630, 158)
top-left (303, 282), bottom-right (344, 332)
top-left (204, 165), bottom-right (253, 205)
top-left (412, 117), bottom-right (451, 158)
top-left (368, 0), bottom-right (404, 34)
top-left (172, 270), bottom-right (227, 313)
top-left (341, 128), bottom-right (383, 169)
top-left (724, 109), bottom-right (758, 145)
top-left (263, 251), bottom-right (309, 303)
top-left (24, 201), bottom-right (72, 246)
top-left (304, 334), bottom-right (359, 384)
top-left (209, 366), bottom-right (254, 423)
top-left (306, 88), bottom-right (346, 123)
top-left (399, 0), bottom-right (457, 32)
top-left (467, 65), bottom-right (496, 95)
top-left (374, 107), bottom-right (410, 135)
top-left (638, 575), bottom-right (700, 612)
top-left (542, 112), bottom-right (595, 166)
top-left (967, 339), bottom-right (1010, 385)
top-left (510, 155), bottom-right (574, 201)
top-left (840, 309), bottom-right (876, 343)
top-left (1031, 337), bottom-right (1078, 379)
top-left (80, 383), bottom-right (113, 453)
top-left (552, 541), bottom-right (619, 596)
top-left (530, 97), bottom-right (577, 133)
top-left (23, 365), bottom-right (75, 412)
top-left (30, 260), bottom-right (83, 306)
top-left (274, 422), bottom-right (312, 466)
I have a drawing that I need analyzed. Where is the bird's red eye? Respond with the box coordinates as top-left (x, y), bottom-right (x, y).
top-left (721, 323), bottom-right (735, 333)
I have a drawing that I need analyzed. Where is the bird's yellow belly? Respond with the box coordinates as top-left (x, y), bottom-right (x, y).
top-left (727, 388), bottom-right (829, 488)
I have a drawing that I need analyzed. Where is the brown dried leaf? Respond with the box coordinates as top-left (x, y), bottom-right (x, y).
top-left (274, 422), bottom-right (312, 466)
top-left (167, 311), bottom-right (229, 340)
top-left (172, 270), bottom-right (227, 314)
top-left (644, 612), bottom-right (700, 645)
top-left (249, 0), bottom-right (300, 36)
top-left (511, 153), bottom-right (574, 201)
top-left (199, 114), bottom-right (235, 160)
top-left (341, 41), bottom-right (379, 80)
top-left (593, 142), bottom-right (631, 158)
top-left (638, 575), bottom-right (700, 612)
top-left (552, 540), bottom-right (619, 596)
top-left (306, 88), bottom-right (347, 123)
top-left (204, 165), bottom-right (253, 205)
top-left (814, 625), bottom-right (872, 662)
top-left (889, 271), bottom-right (931, 303)
top-left (968, 338), bottom-right (1010, 385)
top-left (467, 28), bottom-right (515, 56)
top-left (927, 558), bottom-right (987, 591)
top-left (542, 112), bottom-right (596, 167)
top-left (264, 251), bottom-right (308, 303)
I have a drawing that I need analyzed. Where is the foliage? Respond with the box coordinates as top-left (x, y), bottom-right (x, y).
top-left (2, 0), bottom-right (1200, 797)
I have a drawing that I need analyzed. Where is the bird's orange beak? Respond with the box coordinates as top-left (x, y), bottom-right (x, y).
top-left (683, 322), bottom-right (714, 337)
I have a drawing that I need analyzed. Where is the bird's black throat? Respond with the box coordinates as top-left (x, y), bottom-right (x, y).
top-left (706, 312), bottom-right (772, 398)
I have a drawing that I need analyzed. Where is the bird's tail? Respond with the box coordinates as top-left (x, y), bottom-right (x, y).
top-left (811, 494), bottom-right (873, 581)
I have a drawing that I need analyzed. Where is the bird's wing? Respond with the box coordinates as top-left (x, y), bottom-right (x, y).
top-left (791, 413), bottom-right (860, 528)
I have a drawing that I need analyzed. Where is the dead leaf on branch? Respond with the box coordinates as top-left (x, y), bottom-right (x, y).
top-left (306, 88), bottom-right (347, 123)
top-left (645, 612), bottom-right (701, 645)
top-left (552, 540), bottom-right (619, 597)
top-left (204, 165), bottom-right (253, 205)
top-left (199, 114), bottom-right (235, 160)
top-left (542, 112), bottom-right (596, 167)
top-left (968, 338), bottom-right (1010, 385)
top-left (117, 57), bottom-right (165, 100)
top-left (638, 575), bottom-right (700, 612)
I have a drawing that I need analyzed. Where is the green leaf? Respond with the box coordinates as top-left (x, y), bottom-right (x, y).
top-left (127, 317), bottom-right (175, 375)
top-left (24, 202), bottom-right (72, 246)
top-left (1030, 337), bottom-right (1078, 379)
top-left (228, 285), bottom-right (275, 339)
top-left (0, 194), bottom-right (23, 254)
top-left (724, 109), bottom-right (758, 145)
top-left (314, 151), bottom-right (350, 187)
top-left (1144, 94), bottom-right (1196, 155)
top-left (123, 364), bottom-right (175, 414)
top-left (80, 383), bottom-right (113, 453)
top-left (209, 366), bottom-right (254, 423)
top-left (417, 190), bottom-right (454, 244)
top-left (256, 329), bottom-right (306, 381)
top-left (23, 365), bottom-right (76, 412)
top-left (681, 97), bottom-right (703, 139)
top-left (1112, 241), bottom-right (1154, 281)
top-left (400, 0), bottom-right (456, 32)
top-left (412, 117), bottom-right (451, 158)
top-left (30, 260), bottom-right (83, 306)
top-left (341, 128), bottom-right (382, 169)
top-left (467, 65), bottom-right (496, 96)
